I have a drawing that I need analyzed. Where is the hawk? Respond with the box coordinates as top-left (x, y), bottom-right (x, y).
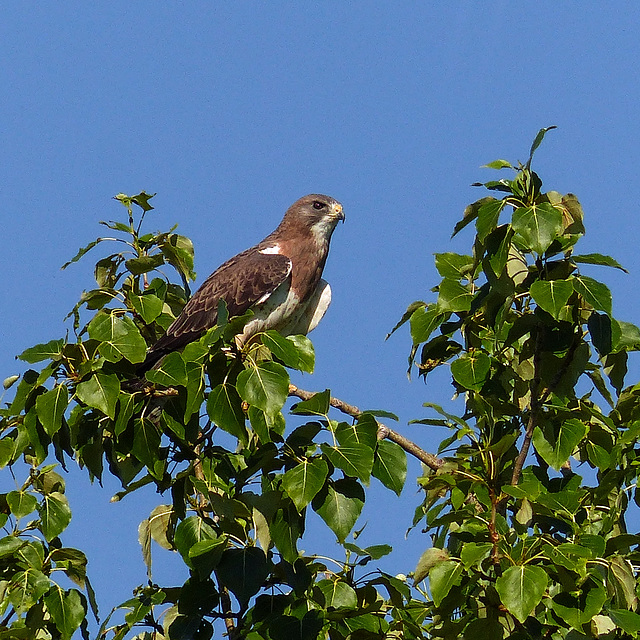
top-left (142, 194), bottom-right (344, 370)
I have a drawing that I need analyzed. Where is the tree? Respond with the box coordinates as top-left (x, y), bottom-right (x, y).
top-left (2, 129), bottom-right (640, 639)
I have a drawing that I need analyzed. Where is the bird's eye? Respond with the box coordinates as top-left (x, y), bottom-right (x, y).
top-left (312, 201), bottom-right (325, 210)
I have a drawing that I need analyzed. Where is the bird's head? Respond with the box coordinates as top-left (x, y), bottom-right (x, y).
top-left (283, 194), bottom-right (344, 241)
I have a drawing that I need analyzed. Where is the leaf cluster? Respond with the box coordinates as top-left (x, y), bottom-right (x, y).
top-left (397, 129), bottom-right (640, 637)
top-left (1, 193), bottom-right (414, 639)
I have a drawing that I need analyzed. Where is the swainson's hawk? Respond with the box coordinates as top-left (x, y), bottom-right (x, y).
top-left (142, 194), bottom-right (344, 370)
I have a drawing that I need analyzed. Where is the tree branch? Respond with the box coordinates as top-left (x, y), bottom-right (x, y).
top-left (288, 384), bottom-right (444, 471)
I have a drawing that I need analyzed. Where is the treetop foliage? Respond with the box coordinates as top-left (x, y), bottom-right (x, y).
top-left (2, 129), bottom-right (640, 639)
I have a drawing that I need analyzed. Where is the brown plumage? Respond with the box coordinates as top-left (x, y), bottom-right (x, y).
top-left (141, 194), bottom-right (344, 370)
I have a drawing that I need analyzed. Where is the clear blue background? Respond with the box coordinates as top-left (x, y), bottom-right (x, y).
top-left (2, 3), bottom-right (640, 634)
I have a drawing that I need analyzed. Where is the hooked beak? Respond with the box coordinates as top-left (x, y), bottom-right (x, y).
top-left (333, 202), bottom-right (345, 222)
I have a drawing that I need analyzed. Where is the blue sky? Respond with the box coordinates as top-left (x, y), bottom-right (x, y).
top-left (3, 2), bottom-right (640, 632)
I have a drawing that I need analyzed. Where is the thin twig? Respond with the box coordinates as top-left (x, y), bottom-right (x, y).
top-left (288, 384), bottom-right (444, 471)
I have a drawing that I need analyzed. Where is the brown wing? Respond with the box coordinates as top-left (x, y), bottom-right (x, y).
top-left (143, 247), bottom-right (291, 368)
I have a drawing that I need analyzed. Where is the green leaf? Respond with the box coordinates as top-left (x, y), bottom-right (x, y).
top-left (588, 312), bottom-right (614, 356)
top-left (551, 585), bottom-right (607, 631)
top-left (290, 389), bottom-right (330, 416)
top-left (129, 292), bottom-right (164, 323)
top-left (460, 542), bottom-right (493, 568)
top-left (215, 547), bottom-right (269, 606)
top-left (434, 253), bottom-right (475, 280)
top-left (495, 565), bottom-right (548, 623)
top-left (608, 609), bottom-right (640, 634)
top-left (572, 253), bottom-right (628, 273)
top-left (410, 305), bottom-right (445, 345)
top-left (188, 537), bottom-right (226, 577)
top-left (476, 199), bottom-right (506, 241)
top-left (131, 190), bottom-right (156, 211)
top-left (530, 279), bottom-right (574, 320)
top-left (372, 440), bottom-right (406, 496)
top-left (18, 339), bottom-right (65, 363)
top-left (609, 555), bottom-right (638, 610)
top-left (87, 312), bottom-right (147, 363)
top-left (483, 159), bottom-right (513, 170)
top-left (512, 203), bottom-right (563, 255)
top-left (436, 279), bottom-right (473, 313)
top-left (174, 516), bottom-right (218, 566)
top-left (44, 586), bottom-right (85, 639)
top-left (414, 548), bottom-right (449, 583)
top-left (450, 352), bottom-right (491, 391)
top-left (270, 505), bottom-right (301, 563)
top-left (35, 384), bottom-right (69, 437)
top-left (532, 419), bottom-right (587, 470)
top-left (312, 478), bottom-right (365, 543)
top-left (573, 275), bottom-right (612, 315)
top-left (428, 560), bottom-right (463, 606)
top-left (132, 418), bottom-right (161, 470)
top-left (124, 253), bottom-right (165, 275)
top-left (452, 196), bottom-right (496, 237)
top-left (75, 373), bottom-right (120, 419)
top-left (336, 416), bottom-right (378, 449)
top-left (144, 351), bottom-right (188, 387)
top-left (7, 491), bottom-right (38, 519)
top-left (614, 320), bottom-right (640, 351)
top-left (263, 331), bottom-right (315, 373)
top-left (527, 125), bottom-right (557, 166)
top-left (207, 383), bottom-right (247, 442)
top-left (148, 504), bottom-right (174, 551)
top-left (321, 442), bottom-right (374, 484)
top-left (115, 392), bottom-right (137, 436)
top-left (160, 234), bottom-right (197, 282)
top-left (236, 361), bottom-right (289, 415)
top-left (282, 458), bottom-right (329, 511)
top-left (37, 492), bottom-right (72, 541)
top-left (61, 238), bottom-right (104, 269)
top-left (316, 579), bottom-right (358, 609)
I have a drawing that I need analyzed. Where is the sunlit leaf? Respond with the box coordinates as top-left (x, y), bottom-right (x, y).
top-left (495, 565), bottom-right (547, 623)
top-left (512, 203), bottom-right (563, 255)
top-left (37, 492), bottom-right (72, 542)
top-left (282, 458), bottom-right (329, 511)
top-left (236, 361), bottom-right (289, 415)
top-left (7, 491), bottom-right (38, 519)
top-left (372, 440), bottom-right (406, 496)
top-left (436, 279), bottom-right (473, 313)
top-left (530, 279), bottom-right (574, 320)
top-left (410, 305), bottom-right (445, 345)
top-left (144, 351), bottom-right (188, 387)
top-left (312, 478), bottom-right (364, 543)
top-left (428, 560), bottom-right (462, 606)
top-left (290, 389), bottom-right (330, 416)
top-left (450, 352), bottom-right (491, 391)
top-left (263, 331), bottom-right (315, 373)
top-left (572, 253), bottom-right (627, 273)
top-left (207, 383), bottom-right (247, 442)
top-left (75, 373), bottom-right (120, 419)
top-left (18, 339), bottom-right (65, 364)
top-left (321, 442), bottom-right (373, 484)
top-left (87, 311), bottom-right (147, 363)
top-left (533, 419), bottom-right (587, 470)
top-left (316, 579), bottom-right (358, 609)
top-left (42, 586), bottom-right (84, 639)
top-left (35, 384), bottom-right (69, 437)
top-left (573, 275), bottom-right (612, 315)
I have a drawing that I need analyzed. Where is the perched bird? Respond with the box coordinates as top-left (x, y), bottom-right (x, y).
top-left (142, 194), bottom-right (344, 370)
